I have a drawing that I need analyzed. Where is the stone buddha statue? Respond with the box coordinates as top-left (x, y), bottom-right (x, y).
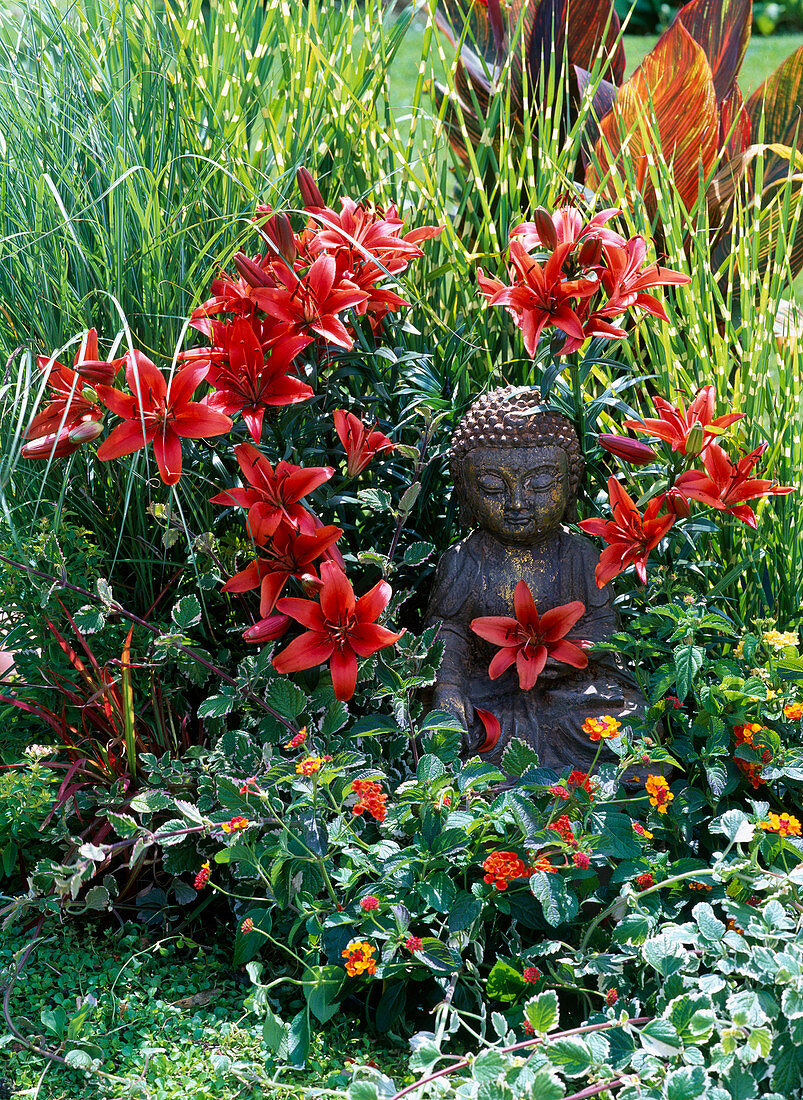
top-left (427, 385), bottom-right (646, 773)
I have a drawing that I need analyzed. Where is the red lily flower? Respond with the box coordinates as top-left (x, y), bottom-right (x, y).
top-left (199, 318), bottom-right (313, 442)
top-left (478, 241), bottom-right (598, 356)
top-left (622, 385), bottom-right (744, 455)
top-left (511, 206), bottom-right (627, 253)
top-left (255, 254), bottom-right (367, 349)
top-left (470, 582), bottom-right (588, 691)
top-left (210, 442), bottom-right (333, 543)
top-left (272, 560), bottom-right (403, 701)
top-left (597, 237), bottom-right (690, 323)
top-left (25, 329), bottom-right (119, 453)
top-left (579, 477), bottom-right (675, 587)
top-left (334, 410), bottom-right (394, 478)
top-left (675, 442), bottom-right (794, 529)
top-left (222, 524), bottom-right (343, 615)
top-left (95, 352), bottom-right (232, 485)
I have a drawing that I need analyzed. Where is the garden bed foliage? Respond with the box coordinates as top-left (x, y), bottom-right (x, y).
top-left (1, 0), bottom-right (803, 1097)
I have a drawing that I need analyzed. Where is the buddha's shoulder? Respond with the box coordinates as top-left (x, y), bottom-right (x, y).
top-left (558, 527), bottom-right (601, 568)
top-left (432, 530), bottom-right (487, 578)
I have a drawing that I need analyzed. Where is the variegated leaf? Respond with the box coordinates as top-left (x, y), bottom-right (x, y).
top-left (586, 21), bottom-right (719, 214)
top-left (675, 0), bottom-right (750, 101)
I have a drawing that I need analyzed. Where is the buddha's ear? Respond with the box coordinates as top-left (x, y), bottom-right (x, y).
top-left (564, 500), bottom-right (579, 524)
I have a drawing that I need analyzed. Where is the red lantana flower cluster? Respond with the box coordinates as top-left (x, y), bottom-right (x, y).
top-left (478, 205), bottom-right (690, 357)
top-left (733, 722), bottom-right (771, 789)
top-left (549, 814), bottom-right (578, 847)
top-left (482, 851), bottom-right (534, 891)
top-left (567, 770), bottom-right (597, 800)
top-left (350, 779), bottom-right (388, 822)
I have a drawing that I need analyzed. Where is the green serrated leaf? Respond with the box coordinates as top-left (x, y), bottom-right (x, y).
top-left (502, 738), bottom-right (540, 778)
top-left (172, 594), bottom-right (201, 631)
top-left (693, 902), bottom-right (725, 941)
top-left (524, 990), bottom-right (559, 1035)
top-left (403, 541), bottom-right (435, 566)
top-left (675, 644), bottom-right (704, 701)
top-left (530, 872), bottom-right (579, 927)
top-left (416, 871), bottom-right (455, 913)
top-left (198, 693), bottom-right (237, 719)
top-left (267, 679), bottom-right (307, 719)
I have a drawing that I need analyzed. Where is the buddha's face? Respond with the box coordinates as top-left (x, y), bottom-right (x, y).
top-left (462, 445), bottom-right (570, 544)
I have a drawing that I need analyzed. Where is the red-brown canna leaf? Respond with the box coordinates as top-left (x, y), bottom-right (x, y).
top-left (565, 0), bottom-right (625, 86)
top-left (745, 45), bottom-right (803, 150)
top-left (718, 83), bottom-right (751, 158)
top-left (587, 21), bottom-right (719, 214)
top-left (675, 0), bottom-right (751, 102)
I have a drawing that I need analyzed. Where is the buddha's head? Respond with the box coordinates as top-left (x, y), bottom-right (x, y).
top-left (450, 387), bottom-right (583, 545)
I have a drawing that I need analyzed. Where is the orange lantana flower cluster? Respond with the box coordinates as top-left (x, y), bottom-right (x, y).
top-left (342, 940), bottom-right (377, 977)
top-left (482, 851), bottom-right (534, 890)
top-left (221, 816), bottom-right (249, 833)
top-left (784, 701), bottom-right (803, 721)
top-left (582, 715), bottom-right (622, 741)
top-left (645, 774), bottom-right (673, 813)
top-left (732, 723), bottom-right (771, 789)
top-left (351, 779), bottom-right (388, 822)
top-left (759, 812), bottom-right (802, 837)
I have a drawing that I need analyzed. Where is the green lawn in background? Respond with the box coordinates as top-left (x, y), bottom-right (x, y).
top-left (388, 28), bottom-right (803, 108)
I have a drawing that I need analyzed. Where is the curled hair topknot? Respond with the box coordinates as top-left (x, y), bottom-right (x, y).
top-left (450, 386), bottom-right (584, 511)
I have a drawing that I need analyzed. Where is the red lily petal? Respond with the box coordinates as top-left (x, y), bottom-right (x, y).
top-left (96, 419), bottom-right (155, 461)
top-left (330, 647), bottom-right (359, 701)
top-left (470, 616), bottom-right (521, 647)
top-left (517, 646), bottom-right (548, 690)
top-left (273, 631), bottom-right (334, 674)
top-left (475, 708), bottom-right (502, 753)
top-left (319, 561), bottom-right (356, 622)
top-left (348, 622), bottom-right (403, 657)
top-left (153, 427), bottom-right (183, 485)
top-left (355, 579), bottom-right (392, 623)
top-left (513, 580), bottom-right (540, 631)
top-left (549, 639), bottom-right (590, 669)
top-left (488, 646), bottom-right (519, 680)
top-left (274, 597), bottom-right (327, 632)
top-left (538, 601), bottom-right (586, 641)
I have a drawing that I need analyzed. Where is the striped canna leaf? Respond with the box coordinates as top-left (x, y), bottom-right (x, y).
top-left (675, 0), bottom-right (751, 102)
top-left (586, 21), bottom-right (719, 215)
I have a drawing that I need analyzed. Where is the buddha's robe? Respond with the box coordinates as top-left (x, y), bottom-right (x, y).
top-left (427, 527), bottom-right (646, 772)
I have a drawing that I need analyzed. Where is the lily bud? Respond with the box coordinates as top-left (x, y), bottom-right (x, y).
top-left (684, 421), bottom-right (705, 457)
top-left (299, 572), bottom-right (324, 596)
top-left (21, 428), bottom-right (79, 459)
top-left (264, 213), bottom-right (297, 265)
top-left (73, 358), bottom-right (120, 383)
top-left (598, 434), bottom-right (656, 465)
top-left (297, 166), bottom-right (325, 209)
top-left (69, 420), bottom-right (104, 444)
top-left (532, 207), bottom-right (558, 250)
top-left (662, 488), bottom-right (691, 518)
top-left (242, 613), bottom-right (291, 644)
top-left (233, 252), bottom-right (272, 288)
top-left (578, 236), bottom-right (603, 268)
